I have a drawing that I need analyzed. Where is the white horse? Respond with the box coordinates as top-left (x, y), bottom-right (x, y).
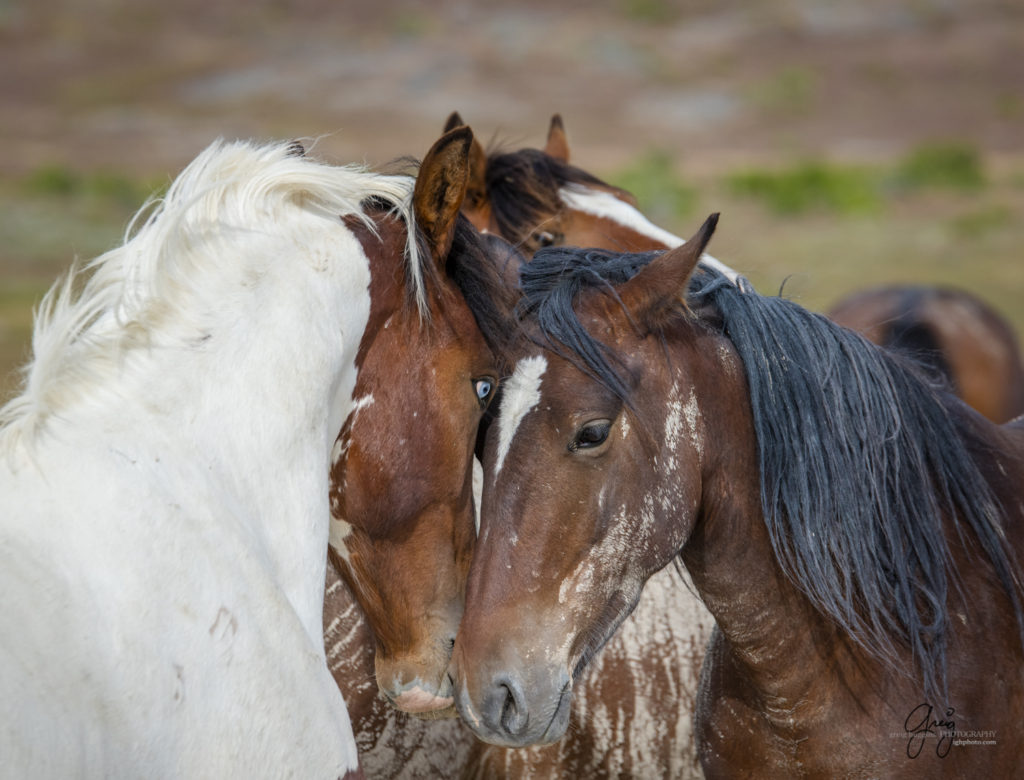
top-left (0, 137), bottom-right (439, 777)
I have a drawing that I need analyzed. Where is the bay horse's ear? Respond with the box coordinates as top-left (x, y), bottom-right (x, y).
top-left (443, 111), bottom-right (465, 133)
top-left (544, 114), bottom-right (570, 163)
top-left (617, 214), bottom-right (719, 333)
top-left (414, 126), bottom-right (474, 266)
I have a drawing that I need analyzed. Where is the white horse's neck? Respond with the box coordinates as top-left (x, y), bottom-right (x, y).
top-left (135, 221), bottom-right (370, 641)
top-left (0, 139), bottom-right (425, 777)
top-left (18, 209), bottom-right (372, 646)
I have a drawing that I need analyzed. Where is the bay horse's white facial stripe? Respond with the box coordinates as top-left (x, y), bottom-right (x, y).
top-left (495, 355), bottom-right (547, 476)
top-left (472, 456), bottom-right (483, 535)
top-left (558, 186), bottom-right (740, 283)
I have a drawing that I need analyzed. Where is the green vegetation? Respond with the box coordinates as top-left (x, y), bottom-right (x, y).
top-left (724, 142), bottom-right (989, 216)
top-left (619, 0), bottom-right (677, 24)
top-left (748, 67), bottom-right (819, 114)
top-left (727, 161), bottom-right (880, 216)
top-left (391, 9), bottom-right (430, 38)
top-left (890, 143), bottom-right (986, 192)
top-left (949, 204), bottom-right (1013, 239)
top-left (23, 164), bottom-right (163, 209)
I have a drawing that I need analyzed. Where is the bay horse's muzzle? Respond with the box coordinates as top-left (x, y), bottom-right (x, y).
top-left (453, 658), bottom-right (572, 747)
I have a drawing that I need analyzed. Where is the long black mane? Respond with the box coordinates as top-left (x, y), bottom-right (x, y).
top-left (520, 246), bottom-right (1024, 703)
top-left (518, 247), bottom-right (660, 400)
top-left (441, 215), bottom-right (520, 360)
top-left (483, 147), bottom-right (613, 245)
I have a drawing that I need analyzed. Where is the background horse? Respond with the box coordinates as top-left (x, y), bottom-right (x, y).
top-left (446, 111), bottom-right (735, 282)
top-left (0, 136), bottom-right (463, 776)
top-left (829, 284), bottom-right (1024, 423)
top-left (452, 217), bottom-right (1024, 777)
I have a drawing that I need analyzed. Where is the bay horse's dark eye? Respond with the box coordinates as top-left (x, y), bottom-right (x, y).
top-left (570, 420), bottom-right (611, 452)
top-left (474, 377), bottom-right (496, 409)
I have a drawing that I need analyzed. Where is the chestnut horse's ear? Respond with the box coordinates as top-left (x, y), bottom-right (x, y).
top-left (617, 214), bottom-right (719, 332)
top-left (414, 126), bottom-right (473, 266)
top-left (466, 128), bottom-right (487, 209)
top-left (445, 112), bottom-right (487, 208)
top-left (544, 114), bottom-right (570, 163)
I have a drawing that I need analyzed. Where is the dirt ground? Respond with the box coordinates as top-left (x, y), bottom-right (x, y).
top-left (1, 0), bottom-right (1022, 395)
top-left (2, 0), bottom-right (1022, 174)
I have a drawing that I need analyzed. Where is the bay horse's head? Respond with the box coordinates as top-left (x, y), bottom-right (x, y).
top-left (451, 216), bottom-right (723, 745)
top-left (328, 127), bottom-right (512, 716)
top-left (444, 112), bottom-right (683, 256)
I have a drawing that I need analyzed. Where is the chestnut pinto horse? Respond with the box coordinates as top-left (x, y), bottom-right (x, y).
top-left (454, 216), bottom-right (1024, 777)
top-left (0, 135), bottom-right (493, 777)
top-left (829, 285), bottom-right (1024, 424)
top-left (315, 129), bottom-right (523, 775)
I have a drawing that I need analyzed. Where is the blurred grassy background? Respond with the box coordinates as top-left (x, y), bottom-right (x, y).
top-left (1, 0), bottom-right (1021, 399)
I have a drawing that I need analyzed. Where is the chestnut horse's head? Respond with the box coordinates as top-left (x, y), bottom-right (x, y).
top-left (328, 127), bottom-right (513, 716)
top-left (451, 217), bottom-right (723, 745)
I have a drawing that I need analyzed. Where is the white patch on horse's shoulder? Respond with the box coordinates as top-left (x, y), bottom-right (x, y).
top-left (331, 394), bottom-right (374, 466)
top-left (558, 185), bottom-right (740, 283)
top-left (329, 516), bottom-right (354, 563)
top-left (494, 355), bottom-right (547, 476)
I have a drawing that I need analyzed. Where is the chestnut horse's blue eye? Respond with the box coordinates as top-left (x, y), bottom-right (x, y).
top-left (474, 378), bottom-right (494, 406)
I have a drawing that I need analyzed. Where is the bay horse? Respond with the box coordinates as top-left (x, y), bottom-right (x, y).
top-left (0, 130), bottom-right (496, 777)
top-left (434, 112), bottom-right (725, 776)
top-left (452, 215), bottom-right (1024, 777)
top-left (829, 285), bottom-right (1024, 423)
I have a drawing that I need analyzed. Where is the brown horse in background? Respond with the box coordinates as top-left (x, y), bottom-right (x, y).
top-left (452, 216), bottom-right (1024, 777)
top-left (829, 285), bottom-right (1024, 423)
top-left (446, 111), bottom-right (736, 281)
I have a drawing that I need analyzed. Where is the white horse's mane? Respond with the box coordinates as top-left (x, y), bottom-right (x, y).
top-left (0, 138), bottom-right (422, 450)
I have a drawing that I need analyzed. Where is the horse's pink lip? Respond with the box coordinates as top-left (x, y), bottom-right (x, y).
top-left (391, 686), bottom-right (454, 713)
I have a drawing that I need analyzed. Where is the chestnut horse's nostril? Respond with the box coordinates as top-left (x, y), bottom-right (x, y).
top-left (481, 674), bottom-right (529, 740)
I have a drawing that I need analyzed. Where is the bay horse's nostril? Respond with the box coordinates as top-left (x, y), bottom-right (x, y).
top-left (481, 674), bottom-right (529, 740)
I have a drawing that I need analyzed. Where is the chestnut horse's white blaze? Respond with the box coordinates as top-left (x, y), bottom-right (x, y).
top-left (494, 354), bottom-right (547, 477)
top-left (0, 138), bottom-right (424, 778)
top-left (558, 185), bottom-right (739, 283)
